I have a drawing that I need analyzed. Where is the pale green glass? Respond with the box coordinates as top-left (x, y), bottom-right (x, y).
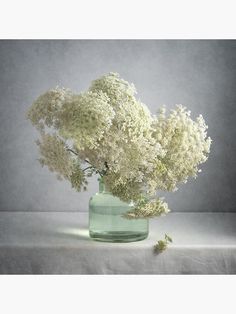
top-left (89, 178), bottom-right (149, 242)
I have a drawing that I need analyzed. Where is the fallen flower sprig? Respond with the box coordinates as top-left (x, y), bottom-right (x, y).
top-left (154, 234), bottom-right (173, 253)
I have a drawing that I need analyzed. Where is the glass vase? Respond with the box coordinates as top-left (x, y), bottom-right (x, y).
top-left (89, 178), bottom-right (149, 242)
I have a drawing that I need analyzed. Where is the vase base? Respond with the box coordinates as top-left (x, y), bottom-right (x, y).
top-left (89, 230), bottom-right (148, 243)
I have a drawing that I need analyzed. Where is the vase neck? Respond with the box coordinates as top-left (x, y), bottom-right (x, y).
top-left (98, 177), bottom-right (110, 193)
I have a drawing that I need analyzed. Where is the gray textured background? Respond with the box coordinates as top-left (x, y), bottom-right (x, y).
top-left (0, 40), bottom-right (235, 212)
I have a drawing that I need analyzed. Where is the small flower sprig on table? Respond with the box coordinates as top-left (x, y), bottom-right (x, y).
top-left (154, 234), bottom-right (173, 253)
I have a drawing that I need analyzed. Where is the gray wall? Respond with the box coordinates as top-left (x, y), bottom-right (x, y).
top-left (0, 40), bottom-right (235, 212)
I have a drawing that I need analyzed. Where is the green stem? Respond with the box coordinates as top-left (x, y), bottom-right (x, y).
top-left (83, 166), bottom-right (93, 172)
top-left (67, 148), bottom-right (78, 156)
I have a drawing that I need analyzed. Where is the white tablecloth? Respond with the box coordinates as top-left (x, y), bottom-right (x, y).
top-left (0, 212), bottom-right (235, 274)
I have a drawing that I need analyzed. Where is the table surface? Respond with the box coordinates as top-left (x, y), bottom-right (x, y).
top-left (0, 212), bottom-right (236, 274)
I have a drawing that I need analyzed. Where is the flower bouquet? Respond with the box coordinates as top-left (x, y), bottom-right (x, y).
top-left (27, 73), bottom-right (211, 246)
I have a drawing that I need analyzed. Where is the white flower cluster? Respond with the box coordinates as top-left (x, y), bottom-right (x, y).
top-left (59, 91), bottom-right (115, 150)
top-left (150, 105), bottom-right (212, 193)
top-left (27, 87), bottom-right (72, 132)
top-left (36, 133), bottom-right (74, 181)
top-left (36, 133), bottom-right (87, 190)
top-left (27, 72), bottom-right (212, 219)
top-left (123, 197), bottom-right (170, 219)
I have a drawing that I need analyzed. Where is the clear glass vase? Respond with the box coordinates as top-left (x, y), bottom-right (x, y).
top-left (89, 178), bottom-right (149, 242)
